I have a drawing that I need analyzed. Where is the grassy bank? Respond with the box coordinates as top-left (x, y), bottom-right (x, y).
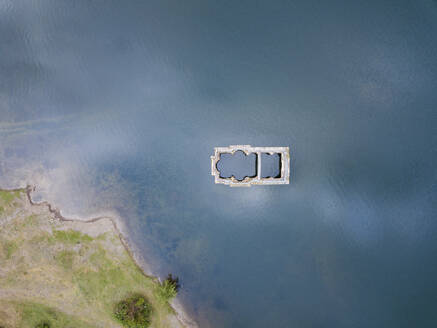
top-left (0, 189), bottom-right (184, 328)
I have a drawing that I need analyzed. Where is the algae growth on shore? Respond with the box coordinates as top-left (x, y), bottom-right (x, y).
top-left (0, 189), bottom-right (185, 328)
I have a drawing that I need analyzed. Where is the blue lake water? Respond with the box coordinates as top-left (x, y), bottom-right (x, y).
top-left (1, 1), bottom-right (437, 327)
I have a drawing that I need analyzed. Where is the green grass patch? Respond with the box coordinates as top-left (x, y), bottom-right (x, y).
top-left (29, 231), bottom-right (52, 244)
top-left (0, 190), bottom-right (21, 205)
top-left (55, 250), bottom-right (75, 270)
top-left (0, 205), bottom-right (4, 215)
top-left (23, 214), bottom-right (38, 226)
top-left (51, 230), bottom-right (93, 244)
top-left (2, 240), bottom-right (18, 259)
top-left (18, 301), bottom-right (94, 328)
top-left (74, 257), bottom-right (130, 302)
top-left (74, 246), bottom-right (126, 300)
top-left (72, 245), bottom-right (149, 314)
top-left (35, 322), bottom-right (51, 328)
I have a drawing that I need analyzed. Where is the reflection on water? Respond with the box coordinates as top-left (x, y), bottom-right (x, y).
top-left (1, 1), bottom-right (437, 327)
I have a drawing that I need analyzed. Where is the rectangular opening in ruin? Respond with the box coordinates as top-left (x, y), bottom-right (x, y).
top-left (260, 153), bottom-right (281, 178)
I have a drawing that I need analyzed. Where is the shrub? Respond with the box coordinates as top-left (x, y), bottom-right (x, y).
top-left (114, 295), bottom-right (152, 328)
top-left (165, 274), bottom-right (180, 291)
top-left (155, 274), bottom-right (180, 304)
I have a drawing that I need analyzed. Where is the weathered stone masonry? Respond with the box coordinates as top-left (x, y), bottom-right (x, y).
top-left (211, 145), bottom-right (290, 187)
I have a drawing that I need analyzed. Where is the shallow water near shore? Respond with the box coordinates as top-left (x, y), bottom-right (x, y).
top-left (1, 1), bottom-right (437, 327)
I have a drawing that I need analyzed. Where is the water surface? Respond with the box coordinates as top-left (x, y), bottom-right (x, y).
top-left (1, 1), bottom-right (437, 327)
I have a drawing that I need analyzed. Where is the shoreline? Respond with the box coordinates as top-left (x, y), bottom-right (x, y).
top-left (0, 184), bottom-right (197, 328)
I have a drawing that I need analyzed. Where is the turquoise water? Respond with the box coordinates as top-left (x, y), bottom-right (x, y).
top-left (1, 1), bottom-right (437, 327)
